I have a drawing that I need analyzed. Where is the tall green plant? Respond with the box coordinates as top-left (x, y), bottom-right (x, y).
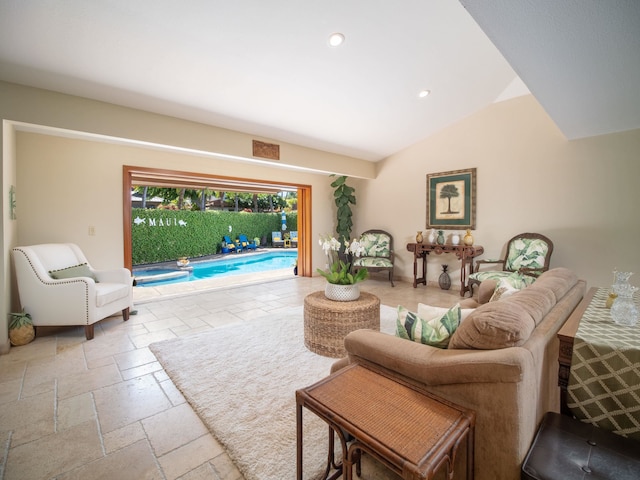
top-left (331, 175), bottom-right (356, 246)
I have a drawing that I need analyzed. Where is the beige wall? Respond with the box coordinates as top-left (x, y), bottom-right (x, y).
top-left (14, 132), bottom-right (338, 270)
top-left (353, 95), bottom-right (640, 289)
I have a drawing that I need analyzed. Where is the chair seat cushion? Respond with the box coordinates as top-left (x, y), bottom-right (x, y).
top-left (522, 412), bottom-right (640, 480)
top-left (353, 257), bottom-right (392, 268)
top-left (469, 270), bottom-right (537, 287)
top-left (96, 283), bottom-right (130, 307)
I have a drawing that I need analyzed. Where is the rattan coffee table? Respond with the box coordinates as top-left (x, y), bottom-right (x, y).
top-left (303, 291), bottom-right (380, 358)
top-left (296, 363), bottom-right (475, 480)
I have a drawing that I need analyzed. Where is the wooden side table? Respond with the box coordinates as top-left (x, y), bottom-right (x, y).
top-left (303, 291), bottom-right (380, 358)
top-left (406, 243), bottom-right (484, 297)
top-left (296, 363), bottom-right (475, 480)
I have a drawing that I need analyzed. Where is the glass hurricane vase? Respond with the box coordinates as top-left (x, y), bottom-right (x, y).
top-left (610, 283), bottom-right (639, 326)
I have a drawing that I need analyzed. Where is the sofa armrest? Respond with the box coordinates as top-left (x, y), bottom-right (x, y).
top-left (93, 267), bottom-right (132, 284)
top-left (343, 329), bottom-right (529, 386)
top-left (475, 258), bottom-right (505, 271)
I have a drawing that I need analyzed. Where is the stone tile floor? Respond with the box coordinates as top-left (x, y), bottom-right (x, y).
top-left (0, 273), bottom-right (461, 480)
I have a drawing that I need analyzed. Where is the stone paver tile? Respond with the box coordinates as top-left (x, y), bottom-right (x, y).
top-left (93, 374), bottom-right (171, 434)
top-left (57, 392), bottom-right (95, 431)
top-left (113, 347), bottom-right (156, 371)
top-left (158, 434), bottom-right (224, 480)
top-left (0, 390), bottom-right (54, 447)
top-left (4, 420), bottom-right (102, 480)
top-left (56, 438), bottom-right (163, 480)
top-left (102, 422), bottom-right (146, 454)
top-left (57, 363), bottom-right (122, 400)
top-left (142, 403), bottom-right (208, 457)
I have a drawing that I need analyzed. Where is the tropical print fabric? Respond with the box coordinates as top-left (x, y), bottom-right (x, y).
top-left (396, 304), bottom-right (461, 348)
top-left (358, 232), bottom-right (391, 258)
top-left (469, 270), bottom-right (537, 286)
top-left (352, 257), bottom-right (392, 268)
top-left (504, 238), bottom-right (549, 272)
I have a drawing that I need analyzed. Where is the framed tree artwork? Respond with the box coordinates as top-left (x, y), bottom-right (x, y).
top-left (426, 168), bottom-right (476, 229)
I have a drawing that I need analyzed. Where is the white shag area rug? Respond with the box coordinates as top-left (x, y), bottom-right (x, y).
top-left (149, 304), bottom-right (399, 480)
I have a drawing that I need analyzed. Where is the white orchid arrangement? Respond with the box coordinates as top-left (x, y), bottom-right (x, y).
top-left (317, 235), bottom-right (368, 284)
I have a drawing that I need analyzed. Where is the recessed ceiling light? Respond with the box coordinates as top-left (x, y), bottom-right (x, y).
top-left (418, 90), bottom-right (431, 98)
top-left (328, 33), bottom-right (345, 47)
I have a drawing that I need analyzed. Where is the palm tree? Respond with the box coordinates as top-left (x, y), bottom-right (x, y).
top-left (439, 184), bottom-right (460, 214)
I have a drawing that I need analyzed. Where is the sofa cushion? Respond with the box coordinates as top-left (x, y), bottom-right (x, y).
top-left (504, 286), bottom-right (556, 325)
top-left (49, 263), bottom-right (98, 282)
top-left (534, 267), bottom-right (578, 302)
top-left (449, 300), bottom-right (536, 349)
top-left (396, 304), bottom-right (460, 348)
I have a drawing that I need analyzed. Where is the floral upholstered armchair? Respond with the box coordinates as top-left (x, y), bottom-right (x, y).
top-left (468, 232), bottom-right (553, 294)
top-left (352, 229), bottom-right (395, 286)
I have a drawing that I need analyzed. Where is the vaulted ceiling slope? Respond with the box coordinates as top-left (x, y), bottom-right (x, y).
top-left (0, 1), bottom-right (638, 162)
top-left (461, 0), bottom-right (640, 141)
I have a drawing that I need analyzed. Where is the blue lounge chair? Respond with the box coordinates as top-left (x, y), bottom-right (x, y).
top-left (223, 235), bottom-right (240, 253)
top-left (272, 231), bottom-right (285, 248)
top-left (239, 234), bottom-right (257, 250)
top-left (290, 231), bottom-right (298, 248)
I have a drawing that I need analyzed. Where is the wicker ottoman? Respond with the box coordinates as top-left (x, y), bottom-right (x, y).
top-left (303, 291), bottom-right (380, 358)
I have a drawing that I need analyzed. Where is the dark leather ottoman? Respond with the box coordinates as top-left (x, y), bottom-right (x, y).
top-left (522, 412), bottom-right (640, 480)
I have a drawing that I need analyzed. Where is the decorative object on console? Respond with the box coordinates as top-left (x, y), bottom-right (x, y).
top-left (436, 230), bottom-right (445, 245)
top-left (416, 231), bottom-right (423, 243)
top-left (463, 229), bottom-right (474, 246)
top-left (451, 233), bottom-right (460, 245)
top-left (606, 269), bottom-right (628, 308)
top-left (439, 264), bottom-right (451, 290)
top-left (428, 229), bottom-right (436, 244)
top-left (426, 168), bottom-right (476, 230)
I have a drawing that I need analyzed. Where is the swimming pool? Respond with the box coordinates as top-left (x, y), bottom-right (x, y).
top-left (134, 251), bottom-right (298, 287)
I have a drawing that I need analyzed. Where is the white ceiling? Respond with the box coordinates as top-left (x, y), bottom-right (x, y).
top-left (0, 1), bottom-right (638, 162)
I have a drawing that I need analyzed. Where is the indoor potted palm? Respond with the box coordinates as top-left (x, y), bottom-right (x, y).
top-left (8, 309), bottom-right (35, 346)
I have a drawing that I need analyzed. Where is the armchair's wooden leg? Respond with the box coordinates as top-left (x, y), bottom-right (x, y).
top-left (85, 325), bottom-right (95, 340)
top-left (122, 307), bottom-right (130, 321)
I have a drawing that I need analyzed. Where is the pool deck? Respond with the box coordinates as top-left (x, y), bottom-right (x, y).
top-left (132, 248), bottom-right (297, 304)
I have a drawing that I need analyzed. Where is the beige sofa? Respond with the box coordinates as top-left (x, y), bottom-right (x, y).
top-left (332, 267), bottom-right (586, 480)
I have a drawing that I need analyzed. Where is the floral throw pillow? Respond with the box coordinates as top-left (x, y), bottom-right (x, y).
top-left (395, 304), bottom-right (461, 348)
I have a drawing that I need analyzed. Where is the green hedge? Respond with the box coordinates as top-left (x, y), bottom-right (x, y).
top-left (132, 209), bottom-right (298, 265)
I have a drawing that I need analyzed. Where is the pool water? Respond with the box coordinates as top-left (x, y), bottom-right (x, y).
top-left (134, 251), bottom-right (298, 287)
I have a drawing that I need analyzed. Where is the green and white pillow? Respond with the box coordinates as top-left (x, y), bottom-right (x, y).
top-left (396, 304), bottom-right (461, 348)
top-left (489, 278), bottom-right (521, 302)
top-left (49, 263), bottom-right (98, 282)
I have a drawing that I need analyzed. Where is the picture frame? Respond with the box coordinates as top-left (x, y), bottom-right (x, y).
top-left (426, 168), bottom-right (476, 230)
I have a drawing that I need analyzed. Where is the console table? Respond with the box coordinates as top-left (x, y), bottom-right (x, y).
top-left (406, 243), bottom-right (484, 297)
top-left (296, 363), bottom-right (475, 480)
top-left (557, 286), bottom-right (640, 441)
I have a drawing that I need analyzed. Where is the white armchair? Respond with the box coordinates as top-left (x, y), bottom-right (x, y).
top-left (12, 243), bottom-right (133, 340)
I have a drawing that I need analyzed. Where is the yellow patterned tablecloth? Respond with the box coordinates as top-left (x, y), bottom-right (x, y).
top-left (567, 287), bottom-right (640, 440)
